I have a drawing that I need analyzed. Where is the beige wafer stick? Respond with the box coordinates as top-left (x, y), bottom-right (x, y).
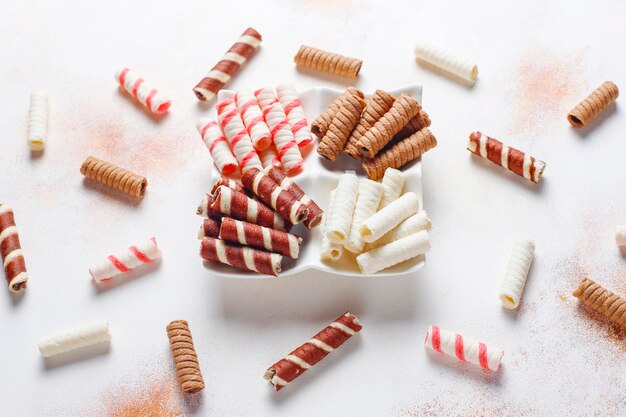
top-left (573, 278), bottom-right (626, 327)
top-left (311, 88), bottom-right (364, 137)
top-left (567, 81), bottom-right (619, 128)
top-left (294, 45), bottom-right (363, 79)
top-left (166, 320), bottom-right (205, 393)
top-left (80, 156), bottom-right (147, 198)
top-left (317, 93), bottom-right (366, 161)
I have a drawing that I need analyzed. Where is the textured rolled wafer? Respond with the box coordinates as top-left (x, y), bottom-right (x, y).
top-left (414, 41), bottom-right (478, 83)
top-left (219, 218), bottom-right (302, 259)
top-left (567, 81), bottom-right (619, 128)
top-left (357, 230), bottom-right (430, 274)
top-left (361, 192), bottom-right (420, 243)
top-left (276, 83), bottom-right (313, 147)
top-left (80, 156), bottom-right (147, 198)
top-left (311, 87), bottom-right (364, 137)
top-left (89, 237), bottom-right (162, 282)
top-left (197, 218), bottom-right (221, 239)
top-left (326, 172), bottom-right (359, 244)
top-left (116, 68), bottom-right (171, 114)
top-left (235, 90), bottom-right (272, 150)
top-left (320, 189), bottom-right (343, 261)
top-left (294, 45), bottom-right (363, 79)
top-left (499, 239), bottom-right (535, 310)
top-left (391, 109), bottom-right (432, 143)
top-left (259, 145), bottom-right (282, 169)
top-left (27, 90), bottom-right (48, 151)
top-left (210, 176), bottom-right (246, 196)
top-left (378, 168), bottom-right (406, 209)
top-left (196, 118), bottom-right (239, 174)
top-left (210, 186), bottom-right (291, 232)
top-left (573, 278), bottom-right (626, 327)
top-left (264, 312), bottom-right (362, 391)
top-left (200, 237), bottom-right (282, 276)
top-left (197, 194), bottom-right (222, 220)
top-left (264, 166), bottom-right (324, 229)
top-left (616, 225), bottom-right (626, 247)
top-left (193, 27), bottom-right (262, 101)
top-left (38, 320), bottom-right (111, 358)
top-left (317, 93), bottom-right (366, 161)
top-left (365, 210), bottom-right (432, 251)
top-left (345, 179), bottom-right (384, 253)
top-left (467, 131), bottom-right (545, 183)
top-left (0, 204), bottom-right (28, 293)
top-left (166, 320), bottom-right (205, 393)
top-left (424, 325), bottom-right (504, 371)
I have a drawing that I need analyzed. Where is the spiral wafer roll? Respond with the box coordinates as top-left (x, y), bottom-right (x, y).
top-left (0, 204), bottom-right (28, 293)
top-left (392, 109), bottom-right (432, 142)
top-left (362, 128), bottom-right (437, 180)
top-left (317, 92), bottom-right (366, 161)
top-left (573, 278), bottom-right (626, 327)
top-left (357, 94), bottom-right (422, 158)
top-left (80, 156), bottom-right (147, 198)
top-left (294, 45), bottom-right (363, 79)
top-left (311, 88), bottom-right (363, 137)
top-left (201, 237), bottom-right (282, 276)
top-left (166, 320), bottom-right (205, 393)
top-left (567, 81), bottom-right (619, 128)
top-left (27, 90), bottom-right (49, 151)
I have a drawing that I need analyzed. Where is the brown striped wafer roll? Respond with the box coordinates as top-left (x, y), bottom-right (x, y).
top-left (393, 109), bottom-right (432, 142)
top-left (210, 176), bottom-right (246, 196)
top-left (573, 278), bottom-right (626, 327)
top-left (219, 218), bottom-right (302, 259)
top-left (80, 156), bottom-right (147, 198)
top-left (567, 81), bottom-right (619, 128)
top-left (193, 28), bottom-right (262, 102)
top-left (197, 194), bottom-right (222, 220)
top-left (211, 186), bottom-right (292, 232)
top-left (264, 166), bottom-right (323, 229)
top-left (362, 128), bottom-right (437, 180)
top-left (241, 168), bottom-right (309, 225)
top-left (0, 204), bottom-right (28, 293)
top-left (197, 218), bottom-right (221, 239)
top-left (311, 88), bottom-right (364, 137)
top-left (317, 93), bottom-right (367, 161)
top-left (294, 45), bottom-right (363, 79)
top-left (264, 312), bottom-right (362, 391)
top-left (467, 131), bottom-right (546, 183)
top-left (200, 237), bottom-right (282, 276)
top-left (166, 320), bottom-right (205, 393)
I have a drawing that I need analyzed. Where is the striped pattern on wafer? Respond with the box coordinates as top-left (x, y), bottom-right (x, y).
top-left (200, 237), bottom-right (282, 276)
top-left (196, 119), bottom-right (239, 174)
top-left (0, 204), bottom-right (28, 293)
top-left (219, 218), bottom-right (302, 258)
top-left (89, 238), bottom-right (162, 282)
top-left (116, 68), bottom-right (171, 114)
top-left (276, 84), bottom-right (313, 147)
top-left (217, 93), bottom-right (262, 173)
top-left (235, 90), bottom-right (272, 150)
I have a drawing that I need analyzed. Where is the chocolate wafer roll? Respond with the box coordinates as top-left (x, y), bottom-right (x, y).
top-left (467, 131), bottom-right (546, 183)
top-left (200, 237), bottom-right (282, 276)
top-left (392, 109), bottom-right (432, 142)
top-left (264, 312), bottom-right (362, 391)
top-left (80, 156), bottom-right (147, 198)
top-left (241, 168), bottom-right (309, 225)
top-left (166, 320), bottom-right (205, 393)
top-left (264, 166), bottom-right (323, 229)
top-left (317, 93), bottom-right (366, 161)
top-left (211, 186), bottom-right (292, 232)
top-left (294, 45), bottom-right (363, 79)
top-left (197, 194), bottom-right (222, 220)
top-left (311, 87), bottom-right (364, 137)
top-left (210, 176), bottom-right (246, 196)
top-left (219, 218), bottom-right (302, 259)
top-left (197, 218), bottom-right (221, 239)
top-left (0, 204), bottom-right (28, 293)
top-left (567, 81), bottom-right (619, 128)
top-left (573, 278), bottom-right (626, 327)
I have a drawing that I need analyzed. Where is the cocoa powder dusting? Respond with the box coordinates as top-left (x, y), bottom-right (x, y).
top-left (104, 382), bottom-right (182, 417)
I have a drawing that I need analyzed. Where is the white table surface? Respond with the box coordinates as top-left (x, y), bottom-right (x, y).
top-left (1, 1), bottom-right (625, 416)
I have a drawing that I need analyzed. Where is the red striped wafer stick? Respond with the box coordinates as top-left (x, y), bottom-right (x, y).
top-left (200, 237), bottom-right (282, 276)
top-left (116, 68), bottom-right (171, 114)
top-left (89, 237), bottom-right (162, 282)
top-left (259, 145), bottom-right (282, 169)
top-left (193, 28), bottom-right (262, 102)
top-left (264, 312), bottom-right (362, 391)
top-left (197, 194), bottom-right (222, 220)
top-left (219, 218), bottom-right (302, 258)
top-left (196, 118), bottom-right (239, 174)
top-left (197, 218), bottom-right (221, 239)
top-left (235, 90), bottom-right (272, 150)
top-left (0, 204), bottom-right (28, 293)
top-left (276, 84), bottom-right (313, 147)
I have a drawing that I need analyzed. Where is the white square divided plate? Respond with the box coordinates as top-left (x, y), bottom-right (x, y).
top-left (206, 84), bottom-right (424, 278)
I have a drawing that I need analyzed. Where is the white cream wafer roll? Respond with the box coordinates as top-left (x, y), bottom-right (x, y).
top-left (616, 225), bottom-right (626, 247)
top-left (276, 83), bottom-right (313, 147)
top-left (345, 179), bottom-right (384, 253)
top-left (499, 239), bottom-right (535, 310)
top-left (259, 145), bottom-right (281, 168)
top-left (325, 172), bottom-right (359, 244)
top-left (115, 68), bottom-right (172, 114)
top-left (196, 118), bottom-right (239, 174)
top-left (320, 189), bottom-right (343, 261)
top-left (414, 41), bottom-right (478, 83)
top-left (357, 230), bottom-right (430, 274)
top-left (27, 90), bottom-right (48, 151)
top-left (235, 90), bottom-right (272, 151)
top-left (38, 320), bottom-right (111, 358)
top-left (365, 210), bottom-right (432, 251)
top-left (361, 192), bottom-right (420, 243)
top-left (378, 168), bottom-right (406, 209)
top-left (89, 238), bottom-right (162, 282)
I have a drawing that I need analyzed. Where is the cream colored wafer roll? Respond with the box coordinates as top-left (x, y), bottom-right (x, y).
top-left (414, 41), bottom-right (478, 83)
top-left (378, 168), bottom-right (406, 209)
top-left (320, 189), bottom-right (343, 261)
top-left (27, 90), bottom-right (49, 151)
top-left (325, 172), bottom-right (359, 244)
top-left (357, 230), bottom-right (430, 274)
top-left (365, 210), bottom-right (431, 251)
top-left (361, 192), bottom-right (420, 243)
top-left (499, 239), bottom-right (535, 310)
top-left (38, 320), bottom-right (111, 358)
top-left (345, 179), bottom-right (384, 253)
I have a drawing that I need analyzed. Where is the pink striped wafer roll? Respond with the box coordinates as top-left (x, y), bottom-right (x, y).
top-left (259, 145), bottom-right (282, 169)
top-left (115, 68), bottom-right (171, 115)
top-left (217, 92), bottom-right (262, 173)
top-left (196, 118), bottom-right (239, 174)
top-left (235, 91), bottom-right (272, 151)
top-left (276, 84), bottom-right (313, 147)
top-left (89, 237), bottom-right (162, 282)
top-left (255, 88), bottom-right (304, 173)
top-left (424, 325), bottom-right (504, 371)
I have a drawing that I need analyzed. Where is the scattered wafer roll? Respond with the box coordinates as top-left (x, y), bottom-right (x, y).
top-left (38, 320), bottom-right (111, 358)
top-left (424, 325), bottom-right (504, 371)
top-left (378, 168), bottom-right (406, 209)
top-left (364, 210), bottom-right (432, 251)
top-left (294, 45), bottom-right (363, 79)
top-left (264, 166), bottom-right (324, 229)
top-left (0, 204), bottom-right (29, 293)
top-left (166, 320), bottom-right (205, 393)
top-left (320, 189), bottom-right (343, 261)
top-left (391, 109), bottom-right (432, 143)
top-left (89, 237), bottom-right (162, 282)
top-left (414, 41), bottom-right (478, 84)
top-left (197, 194), bottom-right (222, 220)
top-left (345, 179), bottom-right (384, 253)
top-left (325, 172), bottom-right (359, 244)
top-left (193, 27), bottom-right (262, 102)
top-left (311, 87), bottom-right (364, 137)
top-left (27, 90), bottom-right (48, 151)
top-left (235, 90), bottom-right (272, 151)
top-left (567, 81), bottom-right (619, 128)
top-left (276, 83), bottom-right (313, 147)
top-left (198, 218), bottom-right (221, 239)
top-left (200, 237), bottom-right (282, 276)
top-left (344, 90), bottom-right (395, 160)
top-left (80, 156), bottom-right (148, 198)
top-left (264, 312), bottom-right (362, 391)
top-left (361, 192), bottom-right (420, 243)
top-left (196, 118), bottom-right (239, 174)
top-left (317, 93), bottom-right (366, 161)
top-left (219, 218), bottom-right (302, 259)
top-left (115, 68), bottom-right (171, 114)
top-left (211, 186), bottom-right (292, 232)
top-left (259, 145), bottom-right (282, 169)
top-left (616, 225), bottom-right (626, 247)
top-left (573, 278), bottom-right (626, 327)
top-left (467, 131), bottom-right (545, 183)
top-left (499, 239), bottom-right (535, 310)
top-left (357, 94), bottom-right (423, 158)
top-left (357, 230), bottom-right (430, 274)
